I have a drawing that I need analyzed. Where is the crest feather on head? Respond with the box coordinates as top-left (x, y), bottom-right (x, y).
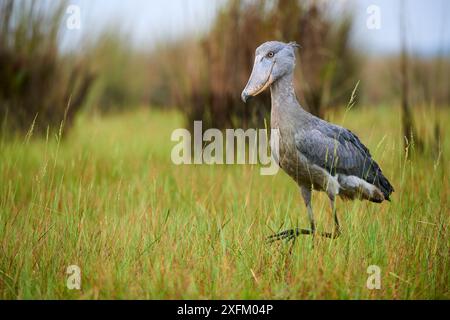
top-left (288, 41), bottom-right (301, 49)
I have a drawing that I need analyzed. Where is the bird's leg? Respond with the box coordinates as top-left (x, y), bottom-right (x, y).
top-left (331, 197), bottom-right (341, 238)
top-left (267, 186), bottom-right (317, 243)
top-left (303, 187), bottom-right (317, 248)
top-left (267, 187), bottom-right (342, 243)
top-left (301, 187), bottom-right (316, 236)
top-left (325, 195), bottom-right (341, 239)
top-left (305, 198), bottom-right (316, 248)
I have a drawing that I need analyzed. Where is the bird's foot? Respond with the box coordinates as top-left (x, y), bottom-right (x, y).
top-left (318, 227), bottom-right (341, 239)
top-left (267, 227), bottom-right (341, 243)
top-left (266, 228), bottom-right (313, 243)
top-left (333, 226), bottom-right (341, 239)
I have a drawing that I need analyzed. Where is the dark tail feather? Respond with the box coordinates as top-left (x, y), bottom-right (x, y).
top-left (376, 172), bottom-right (394, 201)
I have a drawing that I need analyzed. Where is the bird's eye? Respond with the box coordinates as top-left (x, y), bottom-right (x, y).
top-left (267, 51), bottom-right (274, 58)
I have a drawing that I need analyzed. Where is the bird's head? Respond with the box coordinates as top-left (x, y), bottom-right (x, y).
top-left (241, 41), bottom-right (300, 103)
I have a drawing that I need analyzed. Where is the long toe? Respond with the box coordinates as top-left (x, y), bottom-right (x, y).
top-left (266, 229), bottom-right (296, 243)
top-left (267, 228), bottom-right (315, 243)
top-left (319, 229), bottom-right (341, 239)
top-left (267, 227), bottom-right (341, 244)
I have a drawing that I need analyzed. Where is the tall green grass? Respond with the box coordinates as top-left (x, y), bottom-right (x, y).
top-left (0, 107), bottom-right (448, 299)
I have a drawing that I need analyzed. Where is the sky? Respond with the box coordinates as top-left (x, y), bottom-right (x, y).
top-left (352, 0), bottom-right (449, 56)
top-left (62, 0), bottom-right (450, 56)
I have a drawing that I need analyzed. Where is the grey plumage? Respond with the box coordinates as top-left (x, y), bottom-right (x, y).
top-left (242, 41), bottom-right (394, 240)
top-left (295, 117), bottom-right (394, 202)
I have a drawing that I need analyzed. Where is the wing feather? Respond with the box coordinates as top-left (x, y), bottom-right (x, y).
top-left (295, 123), bottom-right (394, 200)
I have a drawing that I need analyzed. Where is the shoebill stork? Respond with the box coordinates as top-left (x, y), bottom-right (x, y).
top-left (241, 41), bottom-right (394, 241)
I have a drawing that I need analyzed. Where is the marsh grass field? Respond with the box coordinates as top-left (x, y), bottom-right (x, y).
top-left (0, 106), bottom-right (449, 299)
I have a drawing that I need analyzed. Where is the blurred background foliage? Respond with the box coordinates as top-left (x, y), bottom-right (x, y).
top-left (0, 0), bottom-right (94, 134)
top-left (0, 0), bottom-right (449, 135)
top-left (152, 0), bottom-right (361, 129)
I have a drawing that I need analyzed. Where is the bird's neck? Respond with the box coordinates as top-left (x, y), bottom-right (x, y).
top-left (270, 73), bottom-right (304, 118)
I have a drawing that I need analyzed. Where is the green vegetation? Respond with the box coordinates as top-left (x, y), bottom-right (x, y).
top-left (0, 0), bottom-right (94, 134)
top-left (1, 107), bottom-right (448, 299)
top-left (0, 0), bottom-right (448, 301)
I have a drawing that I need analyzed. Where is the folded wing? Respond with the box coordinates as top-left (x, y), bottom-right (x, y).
top-left (295, 123), bottom-right (394, 200)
